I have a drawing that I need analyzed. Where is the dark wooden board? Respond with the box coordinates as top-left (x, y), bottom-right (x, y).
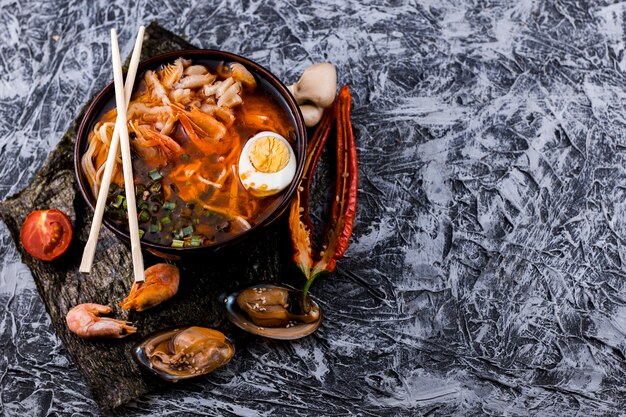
top-left (0, 23), bottom-right (296, 409)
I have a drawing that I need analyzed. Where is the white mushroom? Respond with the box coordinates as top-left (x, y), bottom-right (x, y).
top-left (299, 104), bottom-right (325, 128)
top-left (288, 63), bottom-right (337, 127)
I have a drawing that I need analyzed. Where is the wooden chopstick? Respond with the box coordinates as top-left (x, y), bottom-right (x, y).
top-left (80, 26), bottom-right (145, 275)
top-left (110, 28), bottom-right (145, 282)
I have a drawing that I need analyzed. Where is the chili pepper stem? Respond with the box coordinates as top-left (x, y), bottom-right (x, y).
top-left (302, 271), bottom-right (324, 311)
top-left (302, 276), bottom-right (315, 302)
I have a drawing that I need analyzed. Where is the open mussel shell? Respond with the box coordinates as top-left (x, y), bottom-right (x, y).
top-left (132, 326), bottom-right (234, 382)
top-left (222, 283), bottom-right (322, 340)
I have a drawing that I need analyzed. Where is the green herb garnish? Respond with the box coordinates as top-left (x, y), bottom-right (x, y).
top-left (149, 169), bottom-right (162, 181)
top-left (111, 195), bottom-right (125, 208)
top-left (138, 210), bottom-right (150, 223)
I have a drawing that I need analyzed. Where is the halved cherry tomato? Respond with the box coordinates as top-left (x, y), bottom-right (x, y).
top-left (20, 209), bottom-right (73, 261)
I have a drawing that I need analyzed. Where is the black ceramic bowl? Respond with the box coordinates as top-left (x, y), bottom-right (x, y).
top-left (74, 49), bottom-right (306, 255)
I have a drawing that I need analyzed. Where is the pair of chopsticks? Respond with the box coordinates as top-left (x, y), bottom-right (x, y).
top-left (79, 26), bottom-right (145, 282)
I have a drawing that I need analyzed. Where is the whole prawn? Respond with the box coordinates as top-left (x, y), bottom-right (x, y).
top-left (119, 263), bottom-right (180, 312)
top-left (66, 303), bottom-right (137, 339)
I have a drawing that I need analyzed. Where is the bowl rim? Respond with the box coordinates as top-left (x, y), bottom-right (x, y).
top-left (74, 49), bottom-right (307, 253)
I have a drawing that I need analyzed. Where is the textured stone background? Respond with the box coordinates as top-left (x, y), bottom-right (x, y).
top-left (3, 0), bottom-right (626, 415)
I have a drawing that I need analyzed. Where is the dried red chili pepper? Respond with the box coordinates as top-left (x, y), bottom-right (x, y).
top-left (289, 85), bottom-right (357, 300)
top-left (289, 106), bottom-right (334, 279)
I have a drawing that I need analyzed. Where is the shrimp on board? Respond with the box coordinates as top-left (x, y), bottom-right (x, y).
top-left (66, 303), bottom-right (137, 339)
top-left (119, 263), bottom-right (180, 312)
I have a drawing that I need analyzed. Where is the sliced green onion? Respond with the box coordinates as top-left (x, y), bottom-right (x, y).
top-left (163, 202), bottom-right (176, 211)
top-left (122, 199), bottom-right (128, 210)
top-left (150, 182), bottom-right (162, 193)
top-left (111, 195), bottom-right (125, 208)
top-left (149, 169), bottom-right (162, 181)
top-left (161, 216), bottom-right (171, 225)
top-left (150, 203), bottom-right (160, 213)
top-left (182, 225), bottom-right (194, 236)
top-left (139, 210), bottom-right (150, 223)
top-left (138, 229), bottom-right (145, 239)
top-left (185, 181), bottom-right (193, 186)
top-left (190, 235), bottom-right (202, 247)
top-left (136, 184), bottom-right (145, 195)
top-left (181, 154), bottom-right (190, 162)
top-left (169, 183), bottom-right (178, 193)
top-left (149, 222), bottom-right (161, 233)
top-left (193, 218), bottom-right (200, 225)
top-left (171, 239), bottom-right (184, 248)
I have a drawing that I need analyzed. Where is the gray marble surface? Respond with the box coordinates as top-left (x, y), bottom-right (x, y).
top-left (3, 0), bottom-right (626, 415)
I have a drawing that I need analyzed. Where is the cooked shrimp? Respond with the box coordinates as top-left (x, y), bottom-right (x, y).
top-left (145, 70), bottom-right (171, 105)
top-left (217, 82), bottom-right (242, 108)
top-left (216, 77), bottom-right (236, 97)
top-left (172, 103), bottom-right (226, 139)
top-left (119, 264), bottom-right (180, 312)
top-left (138, 125), bottom-right (183, 158)
top-left (159, 114), bottom-right (178, 136)
top-left (170, 88), bottom-right (193, 104)
top-left (203, 77), bottom-right (233, 98)
top-left (160, 58), bottom-right (184, 88)
top-left (128, 121), bottom-right (168, 167)
top-left (184, 64), bottom-right (208, 75)
top-left (172, 103), bottom-right (230, 154)
top-left (66, 303), bottom-right (137, 339)
top-left (127, 102), bottom-right (172, 124)
top-left (229, 63), bottom-right (256, 89)
top-left (216, 62), bottom-right (256, 89)
top-left (175, 73), bottom-right (216, 89)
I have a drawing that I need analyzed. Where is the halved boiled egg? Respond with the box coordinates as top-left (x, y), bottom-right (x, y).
top-left (238, 131), bottom-right (296, 197)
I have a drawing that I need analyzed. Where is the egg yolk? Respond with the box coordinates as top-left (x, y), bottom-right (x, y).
top-left (248, 136), bottom-right (290, 173)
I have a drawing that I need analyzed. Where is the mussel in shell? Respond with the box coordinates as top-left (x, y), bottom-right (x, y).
top-left (236, 286), bottom-right (320, 327)
top-left (133, 326), bottom-right (234, 382)
top-left (222, 284), bottom-right (322, 340)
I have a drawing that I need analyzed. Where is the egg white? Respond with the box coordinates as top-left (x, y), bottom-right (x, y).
top-left (238, 131), bottom-right (297, 197)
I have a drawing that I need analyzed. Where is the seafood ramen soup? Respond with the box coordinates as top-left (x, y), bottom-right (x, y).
top-left (81, 58), bottom-right (296, 248)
